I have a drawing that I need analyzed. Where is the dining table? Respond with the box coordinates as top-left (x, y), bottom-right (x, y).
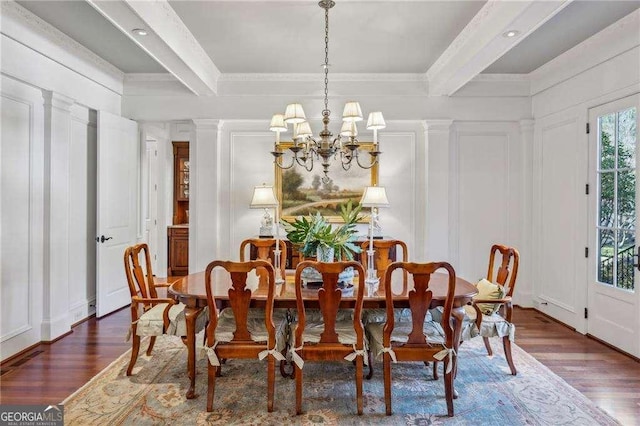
top-left (168, 269), bottom-right (478, 400)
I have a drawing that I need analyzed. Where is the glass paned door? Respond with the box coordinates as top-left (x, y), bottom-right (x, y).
top-left (588, 93), bottom-right (639, 358)
top-left (596, 107), bottom-right (636, 291)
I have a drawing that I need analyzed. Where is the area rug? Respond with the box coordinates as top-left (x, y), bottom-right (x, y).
top-left (62, 335), bottom-right (619, 425)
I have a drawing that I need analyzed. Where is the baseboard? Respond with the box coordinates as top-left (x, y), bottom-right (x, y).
top-left (0, 341), bottom-right (42, 367)
top-left (531, 308), bottom-right (576, 331)
top-left (586, 334), bottom-right (640, 363)
top-left (69, 298), bottom-right (97, 325)
top-left (40, 313), bottom-right (71, 342)
top-left (532, 309), bottom-right (640, 362)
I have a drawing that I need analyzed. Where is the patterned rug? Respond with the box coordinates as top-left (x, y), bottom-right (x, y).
top-left (62, 335), bottom-right (619, 425)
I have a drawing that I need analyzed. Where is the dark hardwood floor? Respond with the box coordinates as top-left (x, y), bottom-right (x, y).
top-left (1, 307), bottom-right (638, 424)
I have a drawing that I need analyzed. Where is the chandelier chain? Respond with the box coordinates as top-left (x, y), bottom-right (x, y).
top-left (323, 4), bottom-right (330, 115)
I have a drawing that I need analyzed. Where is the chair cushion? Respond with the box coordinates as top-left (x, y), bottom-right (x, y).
top-left (136, 303), bottom-right (207, 337)
top-left (362, 308), bottom-right (432, 325)
top-left (474, 278), bottom-right (506, 315)
top-left (462, 306), bottom-right (515, 342)
top-left (366, 320), bottom-right (446, 361)
top-left (214, 308), bottom-right (288, 352)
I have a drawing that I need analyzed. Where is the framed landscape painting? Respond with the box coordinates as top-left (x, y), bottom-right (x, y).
top-left (275, 142), bottom-right (378, 223)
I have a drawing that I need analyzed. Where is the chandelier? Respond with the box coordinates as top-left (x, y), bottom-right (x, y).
top-left (269, 0), bottom-right (386, 183)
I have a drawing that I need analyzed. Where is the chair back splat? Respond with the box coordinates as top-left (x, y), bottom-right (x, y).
top-left (487, 244), bottom-right (519, 297)
top-left (204, 260), bottom-right (283, 413)
top-left (360, 239), bottom-right (408, 293)
top-left (292, 260), bottom-right (367, 415)
top-left (368, 261), bottom-right (457, 416)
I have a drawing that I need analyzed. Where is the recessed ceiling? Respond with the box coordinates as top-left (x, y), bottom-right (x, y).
top-left (484, 0), bottom-right (640, 74)
top-left (16, 0), bottom-right (165, 73)
top-left (168, 0), bottom-right (486, 74)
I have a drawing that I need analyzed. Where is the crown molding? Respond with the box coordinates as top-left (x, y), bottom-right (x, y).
top-left (1, 1), bottom-right (125, 82)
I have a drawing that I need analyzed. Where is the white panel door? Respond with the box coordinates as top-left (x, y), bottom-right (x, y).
top-left (96, 111), bottom-right (138, 317)
top-left (588, 94), bottom-right (639, 357)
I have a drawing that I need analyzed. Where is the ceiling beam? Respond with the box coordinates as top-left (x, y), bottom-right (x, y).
top-left (86, 0), bottom-right (220, 96)
top-left (426, 0), bottom-right (572, 96)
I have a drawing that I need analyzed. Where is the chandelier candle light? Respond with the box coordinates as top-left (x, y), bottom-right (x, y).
top-left (360, 186), bottom-right (390, 295)
top-left (269, 0), bottom-right (385, 183)
top-left (249, 184), bottom-right (284, 284)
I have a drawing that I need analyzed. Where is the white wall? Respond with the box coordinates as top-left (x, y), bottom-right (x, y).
top-left (0, 76), bottom-right (45, 360)
top-left (1, 3), bottom-right (126, 358)
top-left (531, 10), bottom-right (640, 331)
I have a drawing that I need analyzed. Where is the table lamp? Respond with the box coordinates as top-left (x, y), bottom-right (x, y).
top-left (360, 186), bottom-right (390, 294)
top-left (249, 184), bottom-right (284, 284)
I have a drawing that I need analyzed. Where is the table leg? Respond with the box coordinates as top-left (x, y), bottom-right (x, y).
top-left (451, 306), bottom-right (465, 400)
top-left (184, 306), bottom-right (200, 399)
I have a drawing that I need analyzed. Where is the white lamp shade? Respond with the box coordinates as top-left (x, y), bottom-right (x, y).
top-left (366, 112), bottom-right (386, 130)
top-left (340, 121), bottom-right (358, 137)
top-left (269, 114), bottom-right (287, 132)
top-left (284, 103), bottom-right (307, 124)
top-left (250, 185), bottom-right (279, 208)
top-left (342, 101), bottom-right (363, 122)
top-left (297, 121), bottom-right (313, 138)
top-left (360, 186), bottom-right (390, 207)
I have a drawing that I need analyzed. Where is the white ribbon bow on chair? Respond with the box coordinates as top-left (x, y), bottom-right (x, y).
top-left (434, 346), bottom-right (456, 374)
top-left (258, 346), bottom-right (286, 362)
top-left (344, 344), bottom-right (368, 366)
top-left (125, 319), bottom-right (140, 342)
top-left (380, 346), bottom-right (398, 363)
top-left (289, 346), bottom-right (304, 369)
top-left (200, 341), bottom-right (220, 366)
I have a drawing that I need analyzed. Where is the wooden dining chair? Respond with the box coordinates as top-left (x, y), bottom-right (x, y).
top-left (123, 243), bottom-right (207, 376)
top-left (468, 244), bottom-right (520, 375)
top-left (289, 260), bottom-right (367, 415)
top-left (364, 261), bottom-right (457, 416)
top-left (239, 238), bottom-right (288, 284)
top-left (360, 239), bottom-right (409, 293)
top-left (203, 260), bottom-right (287, 412)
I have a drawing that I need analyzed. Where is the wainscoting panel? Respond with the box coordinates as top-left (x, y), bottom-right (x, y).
top-left (533, 111), bottom-right (587, 329)
top-left (0, 76), bottom-right (44, 360)
top-left (450, 123), bottom-right (522, 282)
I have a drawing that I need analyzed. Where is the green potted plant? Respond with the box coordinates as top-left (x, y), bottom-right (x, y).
top-left (281, 200), bottom-right (364, 262)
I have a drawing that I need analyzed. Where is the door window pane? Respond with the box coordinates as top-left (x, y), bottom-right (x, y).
top-left (598, 229), bottom-right (615, 285)
top-left (618, 107), bottom-right (636, 169)
top-left (617, 170), bottom-right (636, 230)
top-left (599, 113), bottom-right (615, 170)
top-left (617, 230), bottom-right (635, 290)
top-left (599, 172), bottom-right (614, 227)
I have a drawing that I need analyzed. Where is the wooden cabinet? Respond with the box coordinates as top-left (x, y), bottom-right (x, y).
top-left (168, 141), bottom-right (189, 276)
top-left (168, 226), bottom-right (189, 276)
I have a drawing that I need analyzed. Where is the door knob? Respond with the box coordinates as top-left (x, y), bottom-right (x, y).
top-left (96, 235), bottom-right (113, 243)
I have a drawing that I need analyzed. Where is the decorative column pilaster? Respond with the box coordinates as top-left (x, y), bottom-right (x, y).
top-left (42, 90), bottom-right (74, 341)
top-left (190, 119), bottom-right (223, 272)
top-left (518, 119), bottom-right (535, 307)
top-left (422, 119), bottom-right (453, 262)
